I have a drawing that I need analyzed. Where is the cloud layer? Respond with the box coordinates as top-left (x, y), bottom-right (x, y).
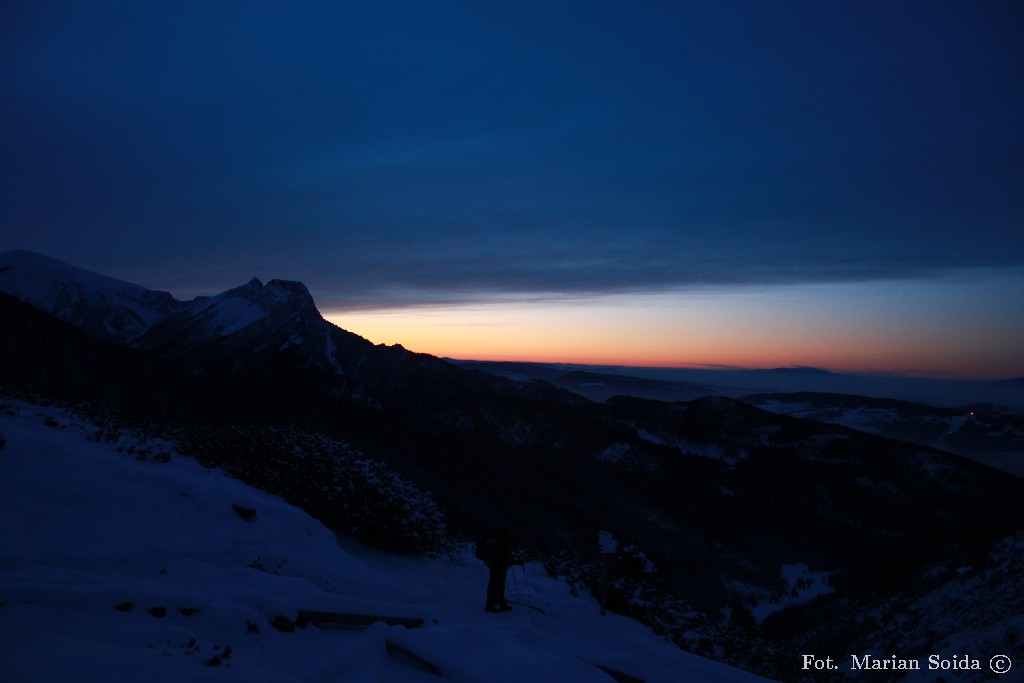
top-left (2, 1), bottom-right (1023, 309)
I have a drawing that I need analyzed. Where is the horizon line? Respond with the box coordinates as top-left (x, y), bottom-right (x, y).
top-left (442, 357), bottom-right (1024, 384)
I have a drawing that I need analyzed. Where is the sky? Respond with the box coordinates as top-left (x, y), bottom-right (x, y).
top-left (1, 1), bottom-right (1023, 379)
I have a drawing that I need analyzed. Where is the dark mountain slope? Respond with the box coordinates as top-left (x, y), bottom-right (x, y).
top-left (593, 396), bottom-right (1024, 601)
top-left (0, 291), bottom-right (351, 426)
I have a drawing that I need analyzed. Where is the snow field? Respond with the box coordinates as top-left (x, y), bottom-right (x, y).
top-left (0, 401), bottom-right (770, 682)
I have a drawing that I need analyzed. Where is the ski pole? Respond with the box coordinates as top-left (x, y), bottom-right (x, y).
top-left (518, 564), bottom-right (533, 597)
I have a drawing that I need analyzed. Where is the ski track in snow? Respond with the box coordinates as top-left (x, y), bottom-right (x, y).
top-left (0, 401), bottom-right (771, 683)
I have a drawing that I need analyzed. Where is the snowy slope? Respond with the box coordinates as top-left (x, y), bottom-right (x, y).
top-left (135, 276), bottom-right (336, 369)
top-left (0, 250), bottom-right (181, 344)
top-left (0, 400), bottom-right (772, 683)
top-left (0, 250), bottom-right (353, 377)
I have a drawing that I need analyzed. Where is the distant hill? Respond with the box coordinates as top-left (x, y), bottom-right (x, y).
top-left (743, 392), bottom-right (1024, 478)
top-left (453, 358), bottom-right (1024, 477)
top-left (452, 359), bottom-right (1024, 410)
top-left (452, 361), bottom-right (716, 403)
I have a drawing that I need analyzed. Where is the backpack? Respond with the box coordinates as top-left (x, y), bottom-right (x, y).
top-left (474, 529), bottom-right (497, 566)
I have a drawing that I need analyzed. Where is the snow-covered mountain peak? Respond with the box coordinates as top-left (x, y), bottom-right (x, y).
top-left (0, 249), bottom-right (181, 344)
top-left (179, 276), bottom-right (319, 337)
top-left (265, 278), bottom-right (314, 303)
top-left (0, 251), bottom-right (339, 372)
top-left (0, 249), bottom-right (135, 288)
top-left (240, 277), bottom-right (319, 315)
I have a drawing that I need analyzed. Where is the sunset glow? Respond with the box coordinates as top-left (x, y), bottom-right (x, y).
top-left (327, 272), bottom-right (1024, 380)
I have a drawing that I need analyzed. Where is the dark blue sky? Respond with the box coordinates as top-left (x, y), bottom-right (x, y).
top-left (2, 1), bottom-right (1023, 376)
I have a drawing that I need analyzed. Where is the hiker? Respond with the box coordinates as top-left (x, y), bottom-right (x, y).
top-left (482, 526), bottom-right (513, 612)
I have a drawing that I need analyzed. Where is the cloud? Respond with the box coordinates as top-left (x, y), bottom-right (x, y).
top-left (2, 1), bottom-right (1023, 310)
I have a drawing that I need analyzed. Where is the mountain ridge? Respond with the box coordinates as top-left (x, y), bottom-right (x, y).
top-left (0, 249), bottom-right (585, 416)
top-left (3, 249), bottom-right (1023, 680)
top-left (0, 249), bottom-right (181, 344)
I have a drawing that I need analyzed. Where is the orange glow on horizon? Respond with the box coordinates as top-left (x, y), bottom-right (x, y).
top-left (324, 277), bottom-right (1024, 381)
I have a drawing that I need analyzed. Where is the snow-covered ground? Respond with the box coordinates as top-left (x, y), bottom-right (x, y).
top-left (0, 400), bottom-right (771, 682)
top-left (731, 563), bottom-right (834, 623)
